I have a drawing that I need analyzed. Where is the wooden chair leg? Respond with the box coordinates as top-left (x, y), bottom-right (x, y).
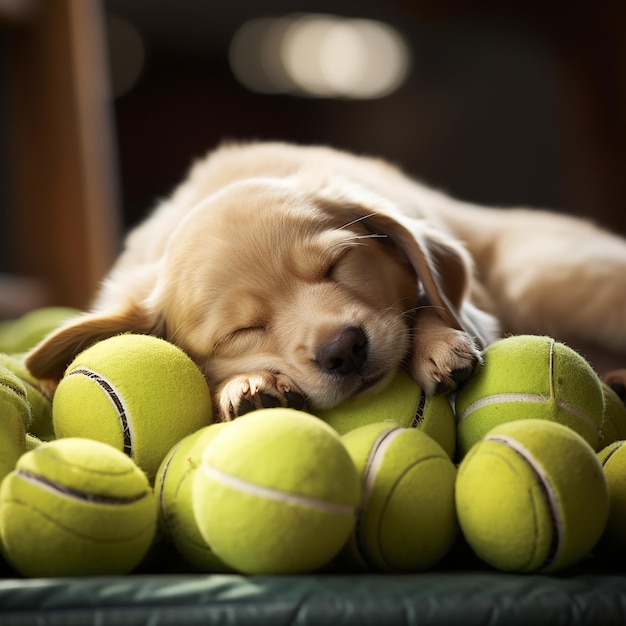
top-left (3, 0), bottom-right (120, 313)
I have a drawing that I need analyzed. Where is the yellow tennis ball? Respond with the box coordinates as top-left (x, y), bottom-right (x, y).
top-left (193, 408), bottom-right (360, 574)
top-left (154, 423), bottom-right (232, 572)
top-left (315, 369), bottom-right (456, 459)
top-left (455, 335), bottom-right (604, 458)
top-left (456, 419), bottom-right (609, 573)
top-left (0, 438), bottom-right (157, 577)
top-left (340, 422), bottom-right (458, 572)
top-left (0, 307), bottom-right (81, 354)
top-left (25, 433), bottom-right (43, 451)
top-left (597, 440), bottom-right (626, 555)
top-left (597, 384), bottom-right (626, 451)
top-left (0, 353), bottom-right (53, 440)
top-left (52, 334), bottom-right (213, 482)
top-left (0, 367), bottom-right (29, 481)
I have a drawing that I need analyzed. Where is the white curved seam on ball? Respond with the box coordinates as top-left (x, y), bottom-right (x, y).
top-left (361, 428), bottom-right (404, 502)
top-left (458, 393), bottom-right (549, 422)
top-left (554, 400), bottom-right (598, 431)
top-left (486, 433), bottom-right (563, 566)
top-left (14, 469), bottom-right (148, 504)
top-left (157, 439), bottom-right (186, 530)
top-left (458, 394), bottom-right (597, 432)
top-left (353, 427), bottom-right (403, 570)
top-left (68, 367), bottom-right (135, 458)
top-left (201, 464), bottom-right (356, 516)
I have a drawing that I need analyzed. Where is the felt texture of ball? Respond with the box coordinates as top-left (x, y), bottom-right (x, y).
top-left (340, 422), bottom-right (458, 572)
top-left (0, 353), bottom-right (53, 440)
top-left (0, 438), bottom-right (157, 577)
top-left (315, 369), bottom-right (456, 459)
top-left (25, 433), bottom-right (43, 451)
top-left (155, 423), bottom-right (232, 572)
top-left (0, 367), bottom-right (29, 481)
top-left (597, 440), bottom-right (626, 554)
top-left (598, 383), bottom-right (626, 451)
top-left (455, 335), bottom-right (604, 458)
top-left (193, 408), bottom-right (360, 574)
top-left (456, 419), bottom-right (609, 573)
top-left (52, 334), bottom-right (213, 482)
top-left (0, 307), bottom-right (81, 354)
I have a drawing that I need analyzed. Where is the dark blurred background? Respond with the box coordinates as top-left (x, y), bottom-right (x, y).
top-left (1, 0), bottom-right (625, 314)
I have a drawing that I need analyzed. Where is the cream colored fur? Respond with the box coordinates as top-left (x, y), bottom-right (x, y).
top-left (26, 142), bottom-right (626, 419)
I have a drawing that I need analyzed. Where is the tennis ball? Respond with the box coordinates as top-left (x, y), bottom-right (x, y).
top-left (25, 433), bottom-right (43, 451)
top-left (597, 440), bottom-right (626, 555)
top-left (0, 367), bottom-right (29, 481)
top-left (155, 423), bottom-right (232, 572)
top-left (455, 335), bottom-right (604, 458)
top-left (52, 334), bottom-right (213, 482)
top-left (339, 422), bottom-right (458, 572)
top-left (315, 369), bottom-right (456, 459)
top-left (0, 353), bottom-right (53, 440)
top-left (193, 408), bottom-right (360, 574)
top-left (0, 307), bottom-right (81, 354)
top-left (456, 419), bottom-right (609, 573)
top-left (597, 383), bottom-right (626, 451)
top-left (0, 438), bottom-right (157, 577)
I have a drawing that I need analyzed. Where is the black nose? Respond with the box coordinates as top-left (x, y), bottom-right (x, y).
top-left (316, 326), bottom-right (367, 376)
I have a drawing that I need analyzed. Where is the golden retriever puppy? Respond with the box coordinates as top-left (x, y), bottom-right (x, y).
top-left (25, 142), bottom-right (626, 419)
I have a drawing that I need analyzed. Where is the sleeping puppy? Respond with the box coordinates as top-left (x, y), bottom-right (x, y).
top-left (25, 142), bottom-right (626, 419)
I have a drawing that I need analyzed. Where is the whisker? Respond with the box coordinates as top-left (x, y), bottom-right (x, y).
top-left (337, 213), bottom-right (380, 230)
top-left (372, 297), bottom-right (418, 323)
top-left (406, 304), bottom-right (447, 314)
top-left (376, 302), bottom-right (445, 319)
top-left (327, 233), bottom-right (388, 253)
top-left (352, 233), bottom-right (388, 240)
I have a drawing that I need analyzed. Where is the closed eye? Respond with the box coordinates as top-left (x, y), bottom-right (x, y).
top-left (321, 248), bottom-right (350, 281)
top-left (216, 325), bottom-right (265, 351)
top-left (321, 231), bottom-right (386, 281)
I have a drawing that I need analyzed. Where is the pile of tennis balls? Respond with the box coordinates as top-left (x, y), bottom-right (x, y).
top-left (0, 308), bottom-right (625, 578)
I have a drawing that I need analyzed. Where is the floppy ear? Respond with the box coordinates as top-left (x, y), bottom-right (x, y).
top-left (25, 304), bottom-right (162, 381)
top-left (409, 219), bottom-right (499, 348)
top-left (325, 198), bottom-right (496, 347)
top-left (339, 207), bottom-right (468, 323)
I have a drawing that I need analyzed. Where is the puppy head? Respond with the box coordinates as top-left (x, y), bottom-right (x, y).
top-left (26, 177), bottom-right (474, 408)
top-left (145, 178), bottom-right (424, 407)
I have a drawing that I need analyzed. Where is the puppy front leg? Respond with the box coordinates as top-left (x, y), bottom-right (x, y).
top-left (214, 370), bottom-right (307, 421)
top-left (409, 308), bottom-right (482, 396)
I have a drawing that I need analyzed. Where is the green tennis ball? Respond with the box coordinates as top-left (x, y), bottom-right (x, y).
top-left (597, 384), bottom-right (626, 451)
top-left (0, 367), bottom-right (29, 481)
top-left (456, 419), bottom-right (609, 573)
top-left (315, 369), bottom-right (456, 459)
top-left (597, 440), bottom-right (626, 555)
top-left (0, 353), bottom-right (53, 440)
top-left (154, 423), bottom-right (232, 572)
top-left (0, 307), bottom-right (81, 354)
top-left (52, 334), bottom-right (213, 482)
top-left (0, 438), bottom-right (157, 577)
top-left (340, 422), bottom-right (458, 572)
top-left (193, 408), bottom-right (360, 574)
top-left (25, 433), bottom-right (43, 451)
top-left (455, 335), bottom-right (604, 458)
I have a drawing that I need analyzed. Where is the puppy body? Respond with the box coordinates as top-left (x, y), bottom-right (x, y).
top-left (26, 142), bottom-right (626, 419)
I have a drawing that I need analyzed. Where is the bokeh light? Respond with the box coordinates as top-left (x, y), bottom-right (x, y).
top-left (229, 14), bottom-right (412, 99)
top-left (106, 15), bottom-right (146, 99)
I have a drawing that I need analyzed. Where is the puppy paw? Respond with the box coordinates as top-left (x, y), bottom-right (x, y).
top-left (410, 327), bottom-right (481, 396)
top-left (214, 371), bottom-right (307, 421)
